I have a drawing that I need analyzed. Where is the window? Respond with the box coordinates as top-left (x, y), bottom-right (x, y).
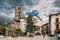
top-left (18, 12), bottom-right (20, 14)
top-left (56, 18), bottom-right (59, 22)
top-left (56, 18), bottom-right (59, 29)
top-left (56, 24), bottom-right (59, 29)
top-left (18, 12), bottom-right (20, 16)
top-left (19, 15), bottom-right (20, 17)
top-left (15, 20), bottom-right (20, 22)
top-left (19, 7), bottom-right (21, 10)
top-left (32, 18), bottom-right (37, 23)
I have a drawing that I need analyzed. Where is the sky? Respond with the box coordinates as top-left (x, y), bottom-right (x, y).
top-left (0, 0), bottom-right (60, 22)
top-left (0, 0), bottom-right (22, 22)
top-left (22, 0), bottom-right (60, 21)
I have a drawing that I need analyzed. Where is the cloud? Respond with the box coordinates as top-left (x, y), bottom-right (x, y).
top-left (54, 0), bottom-right (60, 7)
top-left (27, 0), bottom-right (60, 21)
top-left (1, 0), bottom-right (22, 12)
top-left (0, 0), bottom-right (22, 22)
top-left (0, 0), bottom-right (60, 22)
top-left (22, 0), bottom-right (40, 6)
top-left (22, 0), bottom-right (40, 15)
top-left (0, 0), bottom-right (22, 14)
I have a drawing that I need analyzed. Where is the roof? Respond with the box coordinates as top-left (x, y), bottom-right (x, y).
top-left (16, 4), bottom-right (22, 6)
top-left (36, 16), bottom-right (42, 21)
top-left (49, 13), bottom-right (60, 16)
top-left (42, 23), bottom-right (49, 26)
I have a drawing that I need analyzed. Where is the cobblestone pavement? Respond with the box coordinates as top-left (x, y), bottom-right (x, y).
top-left (0, 35), bottom-right (59, 40)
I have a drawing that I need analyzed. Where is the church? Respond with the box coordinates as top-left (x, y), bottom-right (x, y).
top-left (8, 4), bottom-right (42, 34)
top-left (8, 4), bottom-right (60, 36)
top-left (8, 4), bottom-right (24, 31)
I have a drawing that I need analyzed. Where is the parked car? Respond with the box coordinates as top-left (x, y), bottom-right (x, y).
top-left (54, 29), bottom-right (60, 39)
top-left (55, 33), bottom-right (60, 39)
top-left (57, 34), bottom-right (60, 39)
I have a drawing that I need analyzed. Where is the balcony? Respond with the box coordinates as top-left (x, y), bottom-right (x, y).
top-left (55, 22), bottom-right (60, 24)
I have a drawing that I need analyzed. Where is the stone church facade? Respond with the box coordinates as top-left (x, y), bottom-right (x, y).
top-left (8, 4), bottom-right (24, 31)
top-left (8, 4), bottom-right (42, 35)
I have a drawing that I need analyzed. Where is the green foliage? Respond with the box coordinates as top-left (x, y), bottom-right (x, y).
top-left (0, 25), bottom-right (5, 35)
top-left (15, 28), bottom-right (21, 33)
top-left (0, 25), bottom-right (5, 31)
top-left (14, 28), bottom-right (22, 36)
top-left (25, 15), bottom-right (36, 35)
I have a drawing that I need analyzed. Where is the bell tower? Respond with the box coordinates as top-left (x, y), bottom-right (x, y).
top-left (8, 4), bottom-right (23, 35)
top-left (15, 4), bottom-right (21, 21)
top-left (15, 4), bottom-right (25, 28)
top-left (8, 4), bottom-right (25, 31)
top-left (15, 4), bottom-right (25, 21)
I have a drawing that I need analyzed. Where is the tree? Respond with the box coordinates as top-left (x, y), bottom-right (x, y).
top-left (25, 15), bottom-right (36, 36)
top-left (14, 28), bottom-right (22, 36)
top-left (0, 25), bottom-right (5, 35)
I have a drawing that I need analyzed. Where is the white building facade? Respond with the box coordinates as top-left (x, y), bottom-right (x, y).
top-left (49, 13), bottom-right (60, 35)
top-left (20, 16), bottom-right (42, 33)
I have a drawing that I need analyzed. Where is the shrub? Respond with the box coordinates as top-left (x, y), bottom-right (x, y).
top-left (0, 25), bottom-right (5, 35)
top-left (15, 28), bottom-right (21, 33)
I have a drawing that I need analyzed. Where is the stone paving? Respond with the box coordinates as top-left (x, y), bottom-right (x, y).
top-left (0, 35), bottom-right (58, 40)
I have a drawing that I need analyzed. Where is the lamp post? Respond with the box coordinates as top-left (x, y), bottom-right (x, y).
top-left (4, 22), bottom-right (8, 36)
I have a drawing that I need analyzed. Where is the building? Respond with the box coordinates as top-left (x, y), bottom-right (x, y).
top-left (42, 23), bottom-right (49, 34)
top-left (20, 16), bottom-right (42, 33)
top-left (49, 13), bottom-right (60, 35)
top-left (8, 4), bottom-right (42, 35)
top-left (32, 16), bottom-right (42, 34)
top-left (8, 4), bottom-right (25, 31)
top-left (20, 18), bottom-right (26, 32)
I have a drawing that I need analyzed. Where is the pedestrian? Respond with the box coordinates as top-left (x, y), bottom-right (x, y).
top-left (43, 31), bottom-right (45, 38)
top-left (43, 33), bottom-right (45, 38)
top-left (12, 32), bottom-right (14, 38)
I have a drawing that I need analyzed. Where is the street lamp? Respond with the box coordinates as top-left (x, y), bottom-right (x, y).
top-left (4, 22), bottom-right (8, 36)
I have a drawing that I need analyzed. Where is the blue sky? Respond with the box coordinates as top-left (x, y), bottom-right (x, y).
top-left (0, 0), bottom-right (60, 22)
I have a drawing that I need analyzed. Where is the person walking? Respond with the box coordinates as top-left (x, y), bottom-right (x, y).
top-left (12, 32), bottom-right (15, 38)
top-left (43, 30), bottom-right (45, 38)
